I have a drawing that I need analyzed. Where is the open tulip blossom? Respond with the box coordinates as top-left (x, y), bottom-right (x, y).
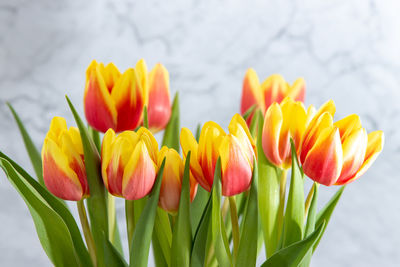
top-left (0, 59), bottom-right (384, 267)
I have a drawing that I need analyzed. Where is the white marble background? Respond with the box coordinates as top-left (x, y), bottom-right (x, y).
top-left (0, 0), bottom-right (399, 266)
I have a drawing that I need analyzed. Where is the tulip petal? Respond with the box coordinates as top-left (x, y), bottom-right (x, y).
top-left (335, 128), bottom-right (367, 185)
top-left (84, 62), bottom-right (118, 132)
top-left (180, 127), bottom-right (208, 191)
top-left (123, 140), bottom-right (157, 200)
top-left (303, 127), bottom-right (343, 186)
top-left (135, 59), bottom-right (149, 105)
top-left (137, 127), bottom-right (159, 162)
top-left (148, 63), bottom-right (172, 132)
top-left (219, 135), bottom-right (252, 196)
top-left (241, 69), bottom-right (264, 122)
top-left (98, 62), bottom-right (121, 92)
top-left (261, 74), bottom-right (287, 108)
top-left (228, 114), bottom-right (256, 163)
top-left (262, 103), bottom-right (284, 166)
top-left (287, 77), bottom-right (305, 102)
top-left (338, 130), bottom-right (384, 185)
top-left (334, 114), bottom-right (362, 141)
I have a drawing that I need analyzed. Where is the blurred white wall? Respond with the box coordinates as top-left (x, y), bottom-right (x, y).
top-left (0, 0), bottom-right (399, 266)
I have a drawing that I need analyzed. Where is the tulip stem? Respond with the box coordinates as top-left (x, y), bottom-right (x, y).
top-left (108, 193), bottom-right (116, 243)
top-left (77, 200), bottom-right (97, 266)
top-left (125, 199), bottom-right (135, 251)
top-left (229, 196), bottom-right (240, 260)
top-left (277, 169), bottom-right (288, 241)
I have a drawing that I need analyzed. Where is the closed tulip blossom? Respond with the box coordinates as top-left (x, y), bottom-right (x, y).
top-left (261, 97), bottom-right (316, 168)
top-left (157, 146), bottom-right (197, 214)
top-left (42, 117), bottom-right (89, 201)
top-left (241, 69), bottom-right (305, 125)
top-left (180, 114), bottom-right (256, 196)
top-left (101, 127), bottom-right (159, 200)
top-left (84, 60), bottom-right (147, 133)
top-left (300, 101), bottom-right (384, 186)
top-left (147, 63), bottom-right (172, 133)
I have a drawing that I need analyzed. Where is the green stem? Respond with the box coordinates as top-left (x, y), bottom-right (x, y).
top-left (229, 196), bottom-right (240, 261)
top-left (125, 199), bottom-right (135, 251)
top-left (277, 169), bottom-right (288, 241)
top-left (77, 200), bottom-right (97, 266)
top-left (108, 193), bottom-right (116, 243)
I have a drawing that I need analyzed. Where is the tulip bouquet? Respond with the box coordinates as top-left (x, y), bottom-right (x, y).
top-left (0, 60), bottom-right (384, 267)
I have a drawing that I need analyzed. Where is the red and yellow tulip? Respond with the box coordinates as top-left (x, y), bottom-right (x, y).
top-left (147, 63), bottom-right (172, 133)
top-left (180, 114), bottom-right (255, 196)
top-left (261, 97), bottom-right (315, 168)
top-left (241, 69), bottom-right (305, 125)
top-left (84, 60), bottom-right (147, 133)
top-left (42, 117), bottom-right (89, 201)
top-left (300, 101), bottom-right (384, 186)
top-left (101, 127), bottom-right (159, 200)
top-left (157, 146), bottom-right (197, 214)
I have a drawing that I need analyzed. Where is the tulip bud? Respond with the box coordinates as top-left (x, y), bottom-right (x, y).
top-left (84, 60), bottom-right (146, 133)
top-left (42, 117), bottom-right (89, 201)
top-left (147, 63), bottom-right (172, 133)
top-left (158, 146), bottom-right (197, 214)
top-left (101, 127), bottom-right (158, 200)
top-left (180, 114), bottom-right (255, 196)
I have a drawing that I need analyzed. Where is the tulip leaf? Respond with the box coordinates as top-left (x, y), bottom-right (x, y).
top-left (162, 92), bottom-right (180, 151)
top-left (171, 152), bottom-right (192, 267)
top-left (300, 183), bottom-right (319, 267)
top-left (282, 140), bottom-right (305, 247)
top-left (66, 96), bottom-right (109, 266)
top-left (256, 111), bottom-right (281, 257)
top-left (153, 208), bottom-right (172, 266)
top-left (190, 186), bottom-right (210, 237)
top-left (191, 191), bottom-right (212, 267)
top-left (0, 151), bottom-right (93, 266)
top-left (88, 126), bottom-right (101, 153)
top-left (195, 123), bottom-right (201, 141)
top-left (129, 159), bottom-right (165, 267)
top-left (313, 186), bottom-right (345, 252)
top-left (143, 105), bottom-right (149, 129)
top-left (103, 232), bottom-right (128, 267)
top-left (260, 221), bottom-right (326, 267)
top-left (236, 160), bottom-right (258, 267)
top-left (0, 157), bottom-right (83, 267)
top-left (7, 103), bottom-right (43, 185)
top-left (242, 104), bottom-right (257, 121)
top-left (152, 233), bottom-right (169, 267)
top-left (249, 108), bottom-right (260, 137)
top-left (211, 158), bottom-right (232, 267)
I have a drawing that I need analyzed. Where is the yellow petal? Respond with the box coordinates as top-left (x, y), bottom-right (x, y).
top-left (262, 102), bottom-right (284, 166)
top-left (135, 59), bottom-right (149, 106)
top-left (334, 114), bottom-right (362, 141)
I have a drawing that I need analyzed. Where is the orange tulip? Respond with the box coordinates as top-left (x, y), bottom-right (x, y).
top-left (147, 63), bottom-right (172, 133)
top-left (180, 114), bottom-right (255, 196)
top-left (101, 127), bottom-right (158, 200)
top-left (84, 60), bottom-right (146, 133)
top-left (157, 146), bottom-right (197, 214)
top-left (261, 97), bottom-right (315, 168)
top-left (241, 69), bottom-right (305, 125)
top-left (42, 117), bottom-right (89, 201)
top-left (300, 101), bottom-right (384, 186)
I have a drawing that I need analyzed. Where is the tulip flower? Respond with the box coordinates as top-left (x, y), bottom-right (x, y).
top-left (300, 102), bottom-right (384, 186)
top-left (261, 97), bottom-right (315, 168)
top-left (241, 69), bottom-right (305, 125)
top-left (101, 127), bottom-right (158, 200)
top-left (84, 60), bottom-right (146, 133)
top-left (147, 63), bottom-right (172, 133)
top-left (42, 117), bottom-right (89, 201)
top-left (157, 146), bottom-right (197, 214)
top-left (180, 114), bottom-right (255, 196)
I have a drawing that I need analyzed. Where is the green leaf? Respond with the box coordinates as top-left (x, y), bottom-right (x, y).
top-left (103, 232), bottom-right (128, 267)
top-left (88, 126), bottom-right (101, 153)
top-left (236, 160), bottom-right (258, 267)
top-left (191, 193), bottom-right (212, 267)
top-left (256, 111), bottom-right (281, 257)
top-left (152, 232), bottom-right (169, 267)
top-left (211, 158), bottom-right (232, 267)
top-left (248, 108), bottom-right (260, 137)
top-left (0, 151), bottom-right (92, 266)
top-left (162, 92), bottom-right (180, 151)
top-left (190, 186), bottom-right (210, 237)
top-left (0, 158), bottom-right (81, 266)
top-left (66, 96), bottom-right (108, 266)
top-left (7, 103), bottom-right (43, 185)
top-left (195, 123), bottom-right (201, 141)
top-left (300, 183), bottom-right (319, 267)
top-left (242, 104), bottom-right (257, 121)
top-left (313, 186), bottom-right (345, 252)
top-left (282, 140), bottom-right (305, 247)
top-left (143, 105), bottom-right (149, 129)
top-left (171, 152), bottom-right (193, 267)
top-left (129, 159), bottom-right (165, 267)
top-left (153, 208), bottom-right (172, 266)
top-left (261, 221), bottom-right (326, 267)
